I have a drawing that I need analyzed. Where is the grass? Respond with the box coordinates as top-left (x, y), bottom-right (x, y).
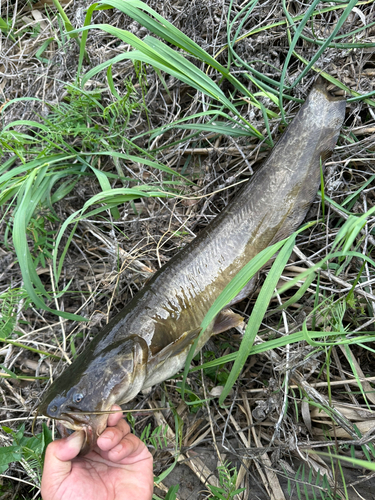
top-left (1, 0), bottom-right (375, 498)
top-left (1, 81), bottom-right (187, 319)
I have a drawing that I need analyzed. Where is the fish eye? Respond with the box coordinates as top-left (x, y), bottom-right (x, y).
top-left (73, 393), bottom-right (84, 404)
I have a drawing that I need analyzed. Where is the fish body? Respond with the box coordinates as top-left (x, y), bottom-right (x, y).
top-left (39, 79), bottom-right (346, 454)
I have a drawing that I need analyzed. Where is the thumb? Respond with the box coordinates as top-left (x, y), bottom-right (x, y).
top-left (49, 430), bottom-right (85, 462)
top-left (41, 431), bottom-right (84, 496)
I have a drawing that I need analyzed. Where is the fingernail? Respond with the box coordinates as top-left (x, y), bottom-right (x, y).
top-left (101, 430), bottom-right (114, 440)
top-left (66, 430), bottom-right (84, 447)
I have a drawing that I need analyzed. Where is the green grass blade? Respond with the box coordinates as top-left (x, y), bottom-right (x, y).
top-left (97, 0), bottom-right (255, 99)
top-left (219, 233), bottom-right (296, 405)
top-left (0, 338), bottom-right (62, 359)
top-left (134, 109), bottom-right (257, 142)
top-left (269, 271), bottom-right (316, 314)
top-left (277, 250), bottom-right (375, 297)
top-left (341, 175), bottom-right (375, 208)
top-left (106, 65), bottom-right (120, 99)
top-left (317, 452), bottom-right (375, 473)
top-left (293, 0), bottom-right (360, 87)
top-left (279, 0), bottom-right (321, 118)
top-left (165, 122), bottom-right (254, 138)
top-left (0, 97), bottom-right (44, 116)
top-left (181, 236), bottom-right (290, 399)
top-left (93, 152), bottom-right (193, 182)
top-left (52, 186), bottom-right (178, 285)
top-left (190, 331), bottom-right (375, 372)
top-left (77, 25), bottom-right (263, 138)
top-left (9, 163), bottom-right (85, 320)
top-left (90, 166), bottom-right (120, 219)
top-left (3, 120), bottom-right (50, 133)
top-left (343, 344), bottom-right (371, 409)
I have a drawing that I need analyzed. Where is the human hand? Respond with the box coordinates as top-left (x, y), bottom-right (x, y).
top-left (40, 405), bottom-right (153, 500)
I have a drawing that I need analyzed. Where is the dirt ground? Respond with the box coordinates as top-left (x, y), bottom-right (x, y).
top-left (1, 0), bottom-right (375, 499)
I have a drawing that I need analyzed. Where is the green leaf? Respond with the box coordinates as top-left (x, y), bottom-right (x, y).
top-left (164, 485), bottom-right (179, 500)
top-left (0, 445), bottom-right (22, 474)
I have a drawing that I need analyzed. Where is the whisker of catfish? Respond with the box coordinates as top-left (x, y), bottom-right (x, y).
top-left (31, 407), bottom-right (39, 436)
top-left (64, 407), bottom-right (167, 415)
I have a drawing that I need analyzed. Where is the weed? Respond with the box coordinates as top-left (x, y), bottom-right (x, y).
top-left (0, 288), bottom-right (30, 339)
top-left (1, 83), bottom-right (182, 317)
top-left (140, 424), bottom-right (168, 451)
top-left (208, 461), bottom-right (245, 500)
top-left (0, 424), bottom-right (52, 483)
top-left (287, 464), bottom-right (341, 500)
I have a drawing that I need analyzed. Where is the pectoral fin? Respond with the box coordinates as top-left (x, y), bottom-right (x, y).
top-left (213, 309), bottom-right (244, 334)
top-left (149, 327), bottom-right (201, 370)
top-left (148, 309), bottom-right (244, 373)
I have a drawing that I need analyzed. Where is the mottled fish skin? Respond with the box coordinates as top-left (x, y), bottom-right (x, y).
top-left (38, 79), bottom-right (346, 454)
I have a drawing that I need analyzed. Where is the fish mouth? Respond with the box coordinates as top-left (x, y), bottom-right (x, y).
top-left (53, 412), bottom-right (96, 456)
top-left (53, 410), bottom-right (110, 456)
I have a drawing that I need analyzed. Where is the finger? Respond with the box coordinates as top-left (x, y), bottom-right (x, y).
top-left (47, 430), bottom-right (84, 463)
top-left (41, 431), bottom-right (84, 494)
top-left (107, 432), bottom-right (148, 464)
top-left (107, 404), bottom-right (124, 427)
top-left (97, 416), bottom-right (131, 452)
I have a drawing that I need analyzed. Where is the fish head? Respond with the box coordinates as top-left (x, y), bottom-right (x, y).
top-left (38, 335), bottom-right (148, 455)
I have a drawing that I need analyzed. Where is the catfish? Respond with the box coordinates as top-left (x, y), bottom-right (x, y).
top-left (38, 79), bottom-right (346, 454)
